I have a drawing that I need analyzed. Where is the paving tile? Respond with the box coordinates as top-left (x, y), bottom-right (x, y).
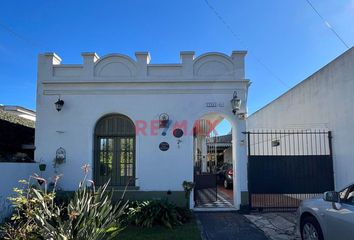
top-left (244, 213), bottom-right (301, 240)
top-left (195, 212), bottom-right (268, 240)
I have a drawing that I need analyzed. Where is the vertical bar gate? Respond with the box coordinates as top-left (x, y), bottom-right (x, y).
top-left (247, 130), bottom-right (334, 211)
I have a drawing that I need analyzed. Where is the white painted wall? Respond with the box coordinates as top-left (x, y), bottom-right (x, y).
top-left (0, 163), bottom-right (39, 222)
top-left (35, 51), bottom-right (250, 209)
top-left (247, 47), bottom-right (354, 190)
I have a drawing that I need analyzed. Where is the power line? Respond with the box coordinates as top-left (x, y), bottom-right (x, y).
top-left (305, 0), bottom-right (350, 49)
top-left (203, 0), bottom-right (290, 89)
top-left (0, 22), bottom-right (40, 49)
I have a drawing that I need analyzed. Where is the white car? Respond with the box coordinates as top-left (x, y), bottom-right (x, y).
top-left (297, 182), bottom-right (354, 240)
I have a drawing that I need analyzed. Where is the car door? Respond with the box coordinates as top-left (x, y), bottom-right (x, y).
top-left (325, 185), bottom-right (354, 240)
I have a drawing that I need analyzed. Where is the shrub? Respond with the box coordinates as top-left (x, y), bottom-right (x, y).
top-left (175, 206), bottom-right (193, 223)
top-left (36, 181), bottom-right (127, 240)
top-left (182, 181), bottom-right (195, 208)
top-left (127, 200), bottom-right (192, 229)
top-left (1, 165), bottom-right (128, 240)
top-left (54, 191), bottom-right (74, 206)
top-left (0, 179), bottom-right (46, 240)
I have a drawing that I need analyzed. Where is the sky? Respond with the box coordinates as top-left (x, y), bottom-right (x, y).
top-left (1, 0), bottom-right (353, 136)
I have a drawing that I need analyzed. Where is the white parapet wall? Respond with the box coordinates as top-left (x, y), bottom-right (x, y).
top-left (0, 163), bottom-right (39, 222)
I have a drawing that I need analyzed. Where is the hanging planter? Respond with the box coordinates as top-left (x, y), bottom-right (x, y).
top-left (39, 163), bottom-right (47, 171)
top-left (53, 147), bottom-right (66, 173)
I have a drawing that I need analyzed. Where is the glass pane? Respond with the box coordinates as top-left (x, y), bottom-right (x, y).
top-left (99, 138), bottom-right (113, 176)
top-left (120, 138), bottom-right (134, 177)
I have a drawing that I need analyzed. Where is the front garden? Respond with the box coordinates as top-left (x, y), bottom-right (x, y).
top-left (119, 221), bottom-right (201, 240)
top-left (0, 165), bottom-right (201, 240)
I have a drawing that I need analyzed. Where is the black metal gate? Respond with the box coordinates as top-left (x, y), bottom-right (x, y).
top-left (194, 173), bottom-right (217, 206)
top-left (247, 130), bottom-right (334, 211)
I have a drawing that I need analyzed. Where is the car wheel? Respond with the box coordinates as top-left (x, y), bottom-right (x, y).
top-left (301, 216), bottom-right (324, 240)
top-left (224, 179), bottom-right (229, 189)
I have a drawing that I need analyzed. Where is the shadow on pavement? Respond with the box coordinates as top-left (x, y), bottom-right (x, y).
top-left (195, 212), bottom-right (268, 240)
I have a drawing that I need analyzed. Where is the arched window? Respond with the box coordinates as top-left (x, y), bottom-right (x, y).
top-left (94, 114), bottom-right (135, 186)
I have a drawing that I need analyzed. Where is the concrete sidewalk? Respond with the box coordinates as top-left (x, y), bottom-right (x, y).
top-left (244, 212), bottom-right (300, 240)
top-left (195, 212), bottom-right (268, 240)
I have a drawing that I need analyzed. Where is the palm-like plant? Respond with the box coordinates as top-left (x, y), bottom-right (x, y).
top-left (35, 181), bottom-right (127, 240)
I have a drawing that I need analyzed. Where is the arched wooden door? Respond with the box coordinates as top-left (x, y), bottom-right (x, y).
top-left (94, 114), bottom-right (135, 186)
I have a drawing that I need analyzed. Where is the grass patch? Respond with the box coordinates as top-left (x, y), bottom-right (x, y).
top-left (118, 220), bottom-right (201, 240)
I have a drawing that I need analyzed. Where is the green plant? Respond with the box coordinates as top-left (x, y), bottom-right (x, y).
top-left (0, 178), bottom-right (49, 240)
top-left (54, 191), bottom-right (74, 206)
top-left (182, 181), bottom-right (195, 208)
top-left (1, 164), bottom-right (128, 240)
top-left (175, 207), bottom-right (193, 223)
top-left (35, 181), bottom-right (127, 240)
top-left (127, 200), bottom-right (187, 229)
top-left (39, 163), bottom-right (46, 172)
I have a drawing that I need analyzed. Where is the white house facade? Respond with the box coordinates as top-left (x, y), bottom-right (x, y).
top-left (35, 51), bottom-right (250, 209)
top-left (247, 47), bottom-right (354, 191)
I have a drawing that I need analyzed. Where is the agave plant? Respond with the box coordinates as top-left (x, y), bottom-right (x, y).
top-left (35, 181), bottom-right (127, 240)
top-left (127, 200), bottom-right (184, 229)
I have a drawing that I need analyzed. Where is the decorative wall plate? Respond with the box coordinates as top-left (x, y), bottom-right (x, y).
top-left (159, 142), bottom-right (170, 151)
top-left (173, 128), bottom-right (184, 138)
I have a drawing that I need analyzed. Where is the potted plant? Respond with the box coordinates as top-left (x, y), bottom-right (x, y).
top-left (182, 181), bottom-right (195, 209)
top-left (39, 163), bottom-right (46, 172)
top-left (38, 158), bottom-right (46, 171)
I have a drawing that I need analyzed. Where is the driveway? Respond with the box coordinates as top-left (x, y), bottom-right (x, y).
top-left (195, 212), bottom-right (268, 240)
top-left (244, 212), bottom-right (300, 240)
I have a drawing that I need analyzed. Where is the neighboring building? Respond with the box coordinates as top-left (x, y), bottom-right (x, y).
top-left (35, 51), bottom-right (250, 209)
top-left (0, 107), bottom-right (37, 221)
top-left (0, 108), bottom-right (35, 162)
top-left (206, 134), bottom-right (232, 166)
top-left (0, 105), bottom-right (36, 121)
top-left (247, 47), bottom-right (354, 190)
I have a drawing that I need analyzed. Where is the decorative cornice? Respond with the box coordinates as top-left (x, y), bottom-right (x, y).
top-left (38, 51), bottom-right (248, 81)
top-left (41, 79), bottom-right (250, 84)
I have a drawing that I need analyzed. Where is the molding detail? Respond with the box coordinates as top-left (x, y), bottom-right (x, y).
top-left (94, 54), bottom-right (137, 78)
top-left (38, 51), bottom-right (248, 81)
top-left (43, 88), bottom-right (245, 96)
top-left (193, 53), bottom-right (234, 78)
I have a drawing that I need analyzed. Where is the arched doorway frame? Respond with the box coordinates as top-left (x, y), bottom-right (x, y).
top-left (190, 109), bottom-right (244, 209)
top-left (93, 113), bottom-right (136, 187)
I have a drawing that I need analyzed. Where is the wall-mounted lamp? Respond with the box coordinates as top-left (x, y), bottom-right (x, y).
top-left (230, 91), bottom-right (241, 115)
top-left (55, 97), bottom-right (64, 111)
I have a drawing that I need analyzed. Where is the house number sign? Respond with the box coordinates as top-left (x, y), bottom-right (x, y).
top-left (159, 142), bottom-right (170, 151)
top-left (206, 102), bottom-right (224, 108)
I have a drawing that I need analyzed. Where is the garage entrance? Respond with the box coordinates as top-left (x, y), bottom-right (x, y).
top-left (247, 130), bottom-right (334, 211)
top-left (193, 113), bottom-right (234, 208)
